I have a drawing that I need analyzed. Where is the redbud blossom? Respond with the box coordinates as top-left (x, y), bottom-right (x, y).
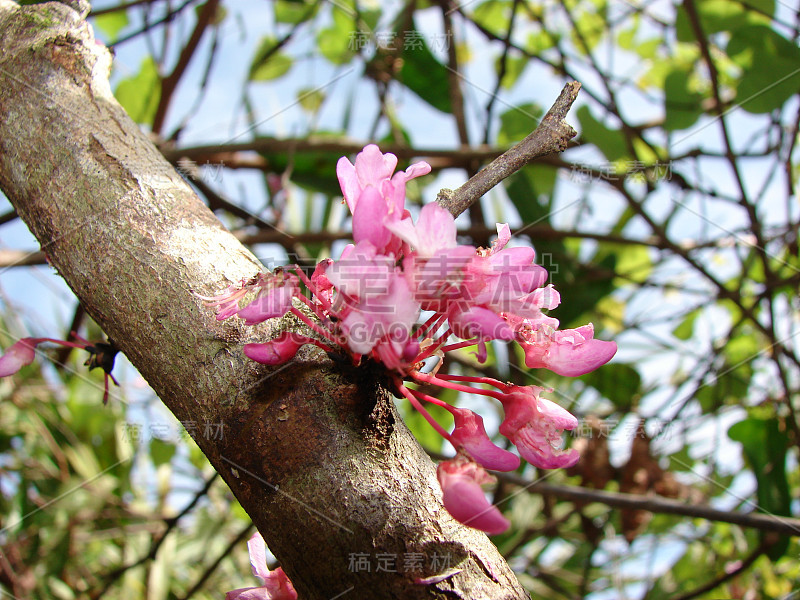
top-left (517, 323), bottom-right (618, 377)
top-left (244, 333), bottom-right (309, 366)
top-left (225, 532), bottom-right (297, 600)
top-left (0, 337), bottom-right (37, 376)
top-left (448, 406), bottom-right (520, 472)
top-left (437, 458), bottom-right (510, 535)
top-left (0, 335), bottom-right (119, 404)
top-left (203, 144), bottom-right (618, 536)
top-left (499, 386), bottom-right (580, 469)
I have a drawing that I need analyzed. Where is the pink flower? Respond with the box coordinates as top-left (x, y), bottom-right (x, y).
top-left (326, 242), bottom-right (420, 357)
top-left (460, 249), bottom-right (548, 314)
top-left (503, 284), bottom-right (561, 321)
top-left (243, 333), bottom-right (309, 366)
top-left (339, 274), bottom-right (419, 356)
top-left (404, 245), bottom-right (475, 313)
top-left (198, 145), bottom-right (619, 526)
top-left (0, 335), bottom-right (120, 404)
top-left (498, 386), bottom-right (580, 469)
top-left (386, 203), bottom-right (458, 259)
top-left (352, 185), bottom-right (394, 250)
top-left (198, 273), bottom-right (298, 325)
top-left (336, 144), bottom-right (399, 213)
top-left (0, 338), bottom-right (37, 376)
top-left (437, 458), bottom-right (510, 535)
top-left (325, 242), bottom-right (395, 301)
top-left (336, 144), bottom-right (431, 214)
top-left (236, 282), bottom-right (298, 326)
top-left (447, 305), bottom-right (515, 342)
top-left (516, 323), bottom-right (617, 377)
top-left (447, 406), bottom-right (520, 471)
top-left (337, 145), bottom-right (431, 256)
top-left (225, 532), bottom-right (297, 600)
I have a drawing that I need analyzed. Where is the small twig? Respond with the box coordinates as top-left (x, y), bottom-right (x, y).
top-left (0, 249), bottom-right (47, 267)
top-left (108, 0), bottom-right (196, 47)
top-left (496, 471), bottom-right (800, 537)
top-left (665, 537), bottom-right (773, 600)
top-left (91, 472), bottom-right (219, 598)
top-left (89, 0), bottom-right (155, 18)
top-left (151, 0), bottom-right (220, 135)
top-left (178, 523), bottom-right (253, 600)
top-left (0, 209), bottom-right (17, 226)
top-left (436, 81), bottom-right (581, 218)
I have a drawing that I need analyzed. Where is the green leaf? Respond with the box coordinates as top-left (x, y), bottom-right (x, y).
top-left (497, 103), bottom-right (543, 145)
top-left (577, 105), bottom-right (630, 162)
top-left (93, 10), bottom-right (129, 40)
top-left (114, 56), bottom-right (160, 125)
top-left (728, 417), bottom-right (791, 558)
top-left (551, 252), bottom-right (616, 327)
top-left (727, 25), bottom-right (800, 114)
top-left (473, 0), bottom-right (511, 37)
top-left (48, 577), bottom-right (76, 600)
top-left (570, 6), bottom-right (606, 52)
top-left (595, 295), bottom-right (625, 334)
top-left (258, 136), bottom-right (344, 196)
top-left (397, 25), bottom-right (452, 114)
top-left (150, 438), bottom-right (176, 467)
top-left (664, 68), bottom-right (704, 131)
top-left (249, 37), bottom-right (293, 81)
top-left (297, 87), bottom-right (325, 113)
top-left (505, 165), bottom-right (557, 224)
top-left (499, 55), bottom-right (528, 90)
top-left (607, 243), bottom-right (652, 285)
top-left (274, 0), bottom-right (318, 24)
top-left (672, 308), bottom-right (700, 340)
top-left (525, 29), bottom-right (557, 54)
top-left (317, 6), bottom-right (356, 65)
top-left (582, 363), bottom-right (640, 409)
top-left (676, 0), bottom-right (774, 42)
top-left (723, 331), bottom-right (760, 366)
top-left (695, 367), bottom-right (750, 411)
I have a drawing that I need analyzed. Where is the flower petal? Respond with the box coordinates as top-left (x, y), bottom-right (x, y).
top-left (247, 532), bottom-right (270, 582)
top-left (0, 338), bottom-right (38, 377)
top-left (498, 386), bottom-right (581, 470)
top-left (437, 460), bottom-right (510, 535)
top-left (448, 306), bottom-right (515, 341)
top-left (243, 334), bottom-right (306, 365)
top-left (449, 407), bottom-right (520, 471)
top-left (237, 285), bottom-right (296, 326)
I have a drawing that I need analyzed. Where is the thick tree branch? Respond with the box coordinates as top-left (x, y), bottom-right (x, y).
top-left (0, 2), bottom-right (528, 598)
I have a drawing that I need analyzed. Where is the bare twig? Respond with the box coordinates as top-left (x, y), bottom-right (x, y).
top-left (666, 537), bottom-right (773, 600)
top-left (496, 471), bottom-right (800, 537)
top-left (151, 0), bottom-right (219, 135)
top-left (178, 523), bottom-right (253, 600)
top-left (92, 473), bottom-right (219, 598)
top-left (435, 81), bottom-right (581, 218)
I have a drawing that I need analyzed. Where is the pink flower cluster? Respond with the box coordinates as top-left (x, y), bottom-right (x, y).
top-left (202, 145), bottom-right (617, 535)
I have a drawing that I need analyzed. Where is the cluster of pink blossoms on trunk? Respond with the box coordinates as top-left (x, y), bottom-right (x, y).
top-left (202, 145), bottom-right (616, 535)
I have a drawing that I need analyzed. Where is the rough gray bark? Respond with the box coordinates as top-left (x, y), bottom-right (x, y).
top-left (0, 2), bottom-right (530, 598)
